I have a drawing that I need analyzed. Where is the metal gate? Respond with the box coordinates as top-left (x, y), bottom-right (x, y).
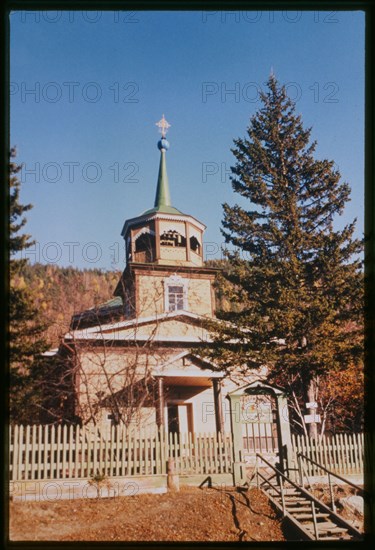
top-left (240, 393), bottom-right (279, 455)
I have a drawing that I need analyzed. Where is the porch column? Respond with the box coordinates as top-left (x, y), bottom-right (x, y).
top-left (212, 378), bottom-right (224, 434)
top-left (155, 377), bottom-right (165, 428)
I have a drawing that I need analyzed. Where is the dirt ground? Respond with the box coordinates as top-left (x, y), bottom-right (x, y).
top-left (9, 486), bottom-right (285, 542)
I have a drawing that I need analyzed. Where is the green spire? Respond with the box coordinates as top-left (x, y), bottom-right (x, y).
top-left (154, 148), bottom-right (171, 208)
top-left (142, 115), bottom-right (184, 216)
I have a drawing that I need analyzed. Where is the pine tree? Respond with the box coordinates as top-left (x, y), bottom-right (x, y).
top-left (210, 76), bottom-right (363, 437)
top-left (9, 147), bottom-right (48, 423)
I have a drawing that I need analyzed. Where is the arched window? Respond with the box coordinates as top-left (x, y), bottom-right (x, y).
top-left (134, 232), bottom-right (155, 262)
top-left (160, 230), bottom-right (186, 248)
top-left (190, 236), bottom-right (201, 254)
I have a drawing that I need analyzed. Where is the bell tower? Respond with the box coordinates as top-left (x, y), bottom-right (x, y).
top-left (114, 116), bottom-right (218, 319)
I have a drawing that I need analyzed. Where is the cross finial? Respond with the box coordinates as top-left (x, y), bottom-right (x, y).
top-left (156, 114), bottom-right (171, 138)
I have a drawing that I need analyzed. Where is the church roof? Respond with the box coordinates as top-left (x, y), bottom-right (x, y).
top-left (70, 295), bottom-right (124, 329)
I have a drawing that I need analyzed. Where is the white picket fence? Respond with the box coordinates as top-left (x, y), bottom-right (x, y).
top-left (9, 424), bottom-right (365, 482)
top-left (292, 432), bottom-right (364, 476)
top-left (9, 424), bottom-right (233, 481)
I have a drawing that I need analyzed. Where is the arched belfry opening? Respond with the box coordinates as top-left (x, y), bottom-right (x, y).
top-left (190, 235), bottom-right (201, 255)
top-left (134, 231), bottom-right (155, 263)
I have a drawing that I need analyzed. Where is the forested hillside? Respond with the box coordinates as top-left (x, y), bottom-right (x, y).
top-left (16, 263), bottom-right (120, 346)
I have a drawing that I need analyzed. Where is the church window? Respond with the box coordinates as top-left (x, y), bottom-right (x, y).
top-left (164, 275), bottom-right (189, 312)
top-left (168, 285), bottom-right (184, 311)
top-left (160, 230), bottom-right (186, 248)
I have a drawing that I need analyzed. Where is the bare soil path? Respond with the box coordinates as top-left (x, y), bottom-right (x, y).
top-left (10, 486), bottom-right (285, 542)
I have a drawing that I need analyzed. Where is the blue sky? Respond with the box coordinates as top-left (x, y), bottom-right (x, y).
top-left (10, 10), bottom-right (365, 271)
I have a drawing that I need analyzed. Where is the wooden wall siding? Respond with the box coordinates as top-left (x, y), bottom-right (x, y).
top-left (292, 433), bottom-right (364, 476)
top-left (9, 425), bottom-right (233, 482)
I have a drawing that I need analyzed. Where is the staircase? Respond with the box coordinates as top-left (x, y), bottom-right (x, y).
top-left (255, 455), bottom-right (363, 541)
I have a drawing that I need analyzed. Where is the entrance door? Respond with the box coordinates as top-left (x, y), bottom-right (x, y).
top-left (167, 403), bottom-right (193, 435)
top-left (167, 404), bottom-right (179, 434)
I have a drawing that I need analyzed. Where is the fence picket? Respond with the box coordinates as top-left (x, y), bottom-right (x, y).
top-left (51, 425), bottom-right (57, 479)
top-left (68, 425), bottom-right (73, 478)
top-left (357, 433), bottom-right (363, 472)
top-left (173, 432), bottom-right (179, 474)
top-left (24, 425), bottom-right (30, 481)
top-left (11, 426), bottom-right (17, 481)
top-left (19, 425), bottom-right (24, 480)
top-left (160, 428), bottom-right (166, 475)
top-left (139, 428), bottom-right (144, 475)
top-left (126, 429), bottom-right (133, 476)
top-left (55, 425), bottom-right (61, 479)
top-left (334, 434), bottom-right (341, 472)
top-left (114, 425), bottom-right (118, 477)
top-left (208, 433), bottom-right (214, 472)
top-left (61, 425), bottom-right (67, 479)
top-left (30, 425), bottom-right (36, 480)
top-left (188, 432), bottom-right (193, 473)
top-left (213, 432), bottom-right (219, 473)
top-left (224, 432), bottom-right (230, 474)
top-left (85, 427), bottom-right (91, 478)
top-left (80, 426), bottom-right (85, 478)
top-left (144, 427), bottom-right (149, 475)
top-left (217, 432), bottom-right (223, 473)
top-left (339, 433), bottom-right (345, 474)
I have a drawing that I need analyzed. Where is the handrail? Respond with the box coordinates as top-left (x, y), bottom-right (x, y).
top-left (255, 453), bottom-right (362, 538)
top-left (297, 452), bottom-right (365, 496)
top-left (256, 454), bottom-right (330, 506)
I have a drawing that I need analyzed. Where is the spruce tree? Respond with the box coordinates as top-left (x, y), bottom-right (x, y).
top-left (210, 76), bottom-right (363, 437)
top-left (9, 148), bottom-right (48, 423)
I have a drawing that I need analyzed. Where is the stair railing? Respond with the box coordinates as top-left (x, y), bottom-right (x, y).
top-left (256, 453), bottom-right (363, 541)
top-left (297, 452), bottom-right (365, 513)
top-left (310, 500), bottom-right (319, 540)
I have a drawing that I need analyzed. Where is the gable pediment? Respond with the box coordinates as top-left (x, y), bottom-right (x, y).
top-left (66, 311), bottom-right (214, 344)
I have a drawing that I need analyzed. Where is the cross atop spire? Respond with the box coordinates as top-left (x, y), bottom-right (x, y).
top-left (142, 116), bottom-right (183, 216)
top-left (156, 114), bottom-right (171, 138)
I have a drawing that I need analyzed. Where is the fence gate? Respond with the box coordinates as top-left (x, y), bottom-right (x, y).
top-left (241, 393), bottom-right (279, 455)
top-left (227, 381), bottom-right (295, 485)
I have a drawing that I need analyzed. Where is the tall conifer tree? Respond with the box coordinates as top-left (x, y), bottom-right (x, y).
top-left (9, 148), bottom-right (47, 422)
top-left (210, 76), bottom-right (363, 437)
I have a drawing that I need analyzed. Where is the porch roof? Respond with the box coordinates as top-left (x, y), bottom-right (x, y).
top-left (151, 351), bottom-right (223, 386)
